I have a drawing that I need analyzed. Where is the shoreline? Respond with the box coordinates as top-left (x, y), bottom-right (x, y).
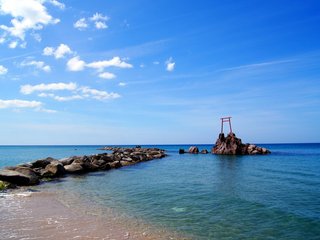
top-left (0, 188), bottom-right (191, 240)
top-left (0, 146), bottom-right (190, 239)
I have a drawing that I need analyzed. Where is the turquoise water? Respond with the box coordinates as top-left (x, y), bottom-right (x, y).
top-left (1, 144), bottom-right (320, 239)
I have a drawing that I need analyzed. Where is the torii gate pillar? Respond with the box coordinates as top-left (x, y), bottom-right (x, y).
top-left (220, 116), bottom-right (233, 134)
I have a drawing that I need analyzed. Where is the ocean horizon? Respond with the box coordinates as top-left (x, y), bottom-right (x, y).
top-left (1, 143), bottom-right (320, 239)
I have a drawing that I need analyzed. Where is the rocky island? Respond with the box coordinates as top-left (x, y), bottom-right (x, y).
top-left (0, 147), bottom-right (166, 189)
top-left (212, 132), bottom-right (271, 155)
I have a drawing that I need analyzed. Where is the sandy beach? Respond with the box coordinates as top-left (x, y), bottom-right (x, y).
top-left (0, 190), bottom-right (189, 240)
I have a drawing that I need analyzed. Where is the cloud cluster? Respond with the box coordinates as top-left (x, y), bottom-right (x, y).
top-left (43, 43), bottom-right (73, 59)
top-left (0, 65), bottom-right (8, 75)
top-left (73, 18), bottom-right (87, 30)
top-left (48, 0), bottom-right (65, 10)
top-left (74, 12), bottom-right (109, 30)
top-left (165, 57), bottom-right (175, 72)
top-left (21, 82), bottom-right (77, 95)
top-left (67, 56), bottom-right (133, 80)
top-left (21, 60), bottom-right (51, 72)
top-left (0, 0), bottom-right (62, 47)
top-left (41, 43), bottom-right (132, 80)
top-left (0, 99), bottom-right (55, 113)
top-left (21, 82), bottom-right (121, 101)
top-left (0, 99), bottom-right (42, 108)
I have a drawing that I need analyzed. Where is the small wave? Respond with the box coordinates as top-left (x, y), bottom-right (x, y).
top-left (172, 207), bottom-right (186, 213)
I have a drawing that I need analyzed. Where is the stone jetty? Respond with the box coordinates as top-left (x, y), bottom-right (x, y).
top-left (0, 147), bottom-right (166, 189)
top-left (212, 133), bottom-right (271, 155)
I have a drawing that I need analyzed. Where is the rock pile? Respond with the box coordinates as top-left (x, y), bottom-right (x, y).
top-left (179, 146), bottom-right (209, 154)
top-left (212, 133), bottom-right (270, 155)
top-left (0, 147), bottom-right (166, 188)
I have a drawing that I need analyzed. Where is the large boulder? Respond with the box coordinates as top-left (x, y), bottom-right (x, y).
top-left (110, 161), bottom-right (122, 169)
top-left (188, 146), bottom-right (199, 154)
top-left (64, 163), bottom-right (84, 173)
top-left (41, 161), bottom-right (65, 177)
top-left (0, 167), bottom-right (39, 185)
top-left (212, 133), bottom-right (271, 155)
top-left (179, 149), bottom-right (185, 154)
top-left (31, 157), bottom-right (57, 168)
top-left (59, 157), bottom-right (74, 166)
top-left (200, 149), bottom-right (209, 154)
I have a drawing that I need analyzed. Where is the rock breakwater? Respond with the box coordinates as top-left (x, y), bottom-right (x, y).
top-left (0, 147), bottom-right (166, 188)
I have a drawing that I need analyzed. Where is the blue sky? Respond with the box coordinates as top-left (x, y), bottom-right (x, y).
top-left (0, 0), bottom-right (319, 144)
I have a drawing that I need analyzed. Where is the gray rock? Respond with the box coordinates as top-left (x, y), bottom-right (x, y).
top-left (64, 163), bottom-right (84, 173)
top-left (41, 161), bottom-right (65, 177)
top-left (0, 167), bottom-right (39, 185)
top-left (110, 161), bottom-right (122, 169)
top-left (121, 157), bottom-right (133, 162)
top-left (59, 157), bottom-right (74, 166)
top-left (31, 157), bottom-right (57, 168)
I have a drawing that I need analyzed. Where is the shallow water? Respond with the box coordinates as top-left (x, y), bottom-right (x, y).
top-left (1, 144), bottom-right (320, 239)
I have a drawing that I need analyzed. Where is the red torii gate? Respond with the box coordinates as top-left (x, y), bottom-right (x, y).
top-left (220, 116), bottom-right (233, 134)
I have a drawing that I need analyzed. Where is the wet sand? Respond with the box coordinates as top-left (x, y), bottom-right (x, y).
top-left (0, 190), bottom-right (190, 240)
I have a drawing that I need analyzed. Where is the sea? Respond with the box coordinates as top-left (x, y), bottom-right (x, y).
top-left (0, 144), bottom-right (320, 239)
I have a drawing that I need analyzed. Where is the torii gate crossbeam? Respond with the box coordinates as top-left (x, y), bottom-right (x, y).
top-left (220, 116), bottom-right (233, 134)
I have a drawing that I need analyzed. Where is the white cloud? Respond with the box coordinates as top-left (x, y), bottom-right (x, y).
top-left (0, 99), bottom-right (55, 113)
top-left (38, 93), bottom-right (54, 98)
top-left (65, 56), bottom-right (132, 75)
top-left (73, 18), bottom-right (88, 30)
top-left (48, 0), bottom-right (65, 10)
top-left (21, 60), bottom-right (51, 72)
top-left (43, 43), bottom-right (72, 59)
top-left (0, 99), bottom-right (42, 109)
top-left (153, 61), bottom-right (160, 65)
top-left (119, 82), bottom-right (126, 87)
top-left (21, 82), bottom-right (77, 95)
top-left (95, 21), bottom-right (107, 29)
top-left (52, 95), bottom-right (83, 102)
top-left (36, 108), bottom-right (57, 113)
top-left (0, 65), bottom-right (8, 75)
top-left (90, 13), bottom-right (109, 22)
top-left (0, 0), bottom-right (60, 44)
top-left (67, 56), bottom-right (86, 71)
top-left (74, 13), bottom-right (109, 30)
top-left (0, 37), bottom-right (5, 44)
top-left (8, 41), bottom-right (18, 48)
top-left (80, 86), bottom-right (120, 100)
top-left (98, 72), bottom-right (116, 79)
top-left (31, 32), bottom-right (42, 42)
top-left (43, 46), bottom-right (54, 56)
top-left (55, 44), bottom-right (72, 58)
top-left (87, 57), bottom-right (133, 71)
top-left (21, 82), bottom-right (120, 101)
top-left (165, 57), bottom-right (175, 72)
